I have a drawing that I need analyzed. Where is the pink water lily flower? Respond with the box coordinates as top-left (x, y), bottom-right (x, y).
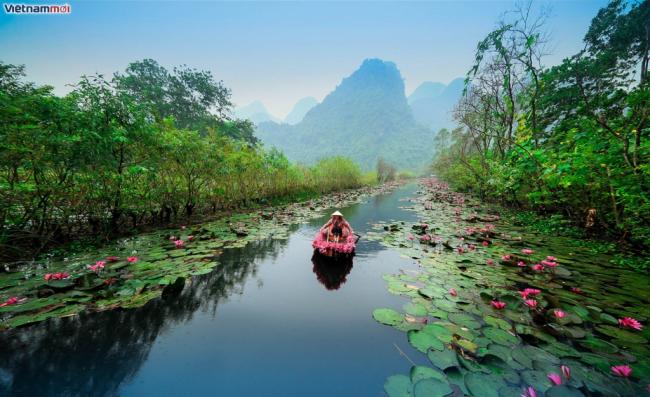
top-left (521, 386), bottom-right (537, 397)
top-left (174, 239), bottom-right (185, 248)
top-left (524, 288), bottom-right (541, 296)
top-left (561, 365), bottom-right (571, 380)
top-left (521, 249), bottom-right (534, 255)
top-left (449, 288), bottom-right (458, 297)
top-left (532, 264), bottom-right (544, 271)
top-left (482, 240), bottom-right (489, 247)
top-left (127, 256), bottom-right (138, 263)
top-left (611, 365), bottom-right (632, 377)
top-left (169, 235), bottom-right (176, 241)
top-left (517, 261), bottom-right (526, 267)
top-left (0, 297), bottom-right (19, 307)
top-left (88, 261), bottom-right (105, 273)
top-left (491, 300), bottom-right (506, 309)
top-left (501, 254), bottom-right (512, 261)
top-left (570, 287), bottom-right (582, 294)
top-left (486, 259), bottom-right (494, 266)
top-left (541, 260), bottom-right (558, 267)
top-left (407, 234), bottom-right (414, 241)
top-left (524, 299), bottom-right (538, 308)
top-left (547, 373), bottom-right (562, 385)
top-left (618, 317), bottom-right (643, 331)
top-left (547, 256), bottom-right (557, 261)
top-left (44, 272), bottom-right (70, 281)
top-left (187, 235), bottom-right (195, 241)
top-left (554, 310), bottom-right (566, 319)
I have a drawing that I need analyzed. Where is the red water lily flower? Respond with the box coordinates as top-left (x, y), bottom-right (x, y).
top-left (482, 240), bottom-right (489, 247)
top-left (44, 272), bottom-right (70, 281)
top-left (618, 317), bottom-right (643, 331)
top-left (570, 287), bottom-right (582, 294)
top-left (491, 300), bottom-right (506, 309)
top-left (611, 365), bottom-right (632, 377)
top-left (554, 310), bottom-right (566, 319)
top-left (127, 256), bottom-right (138, 263)
top-left (449, 288), bottom-right (458, 297)
top-left (0, 297), bottom-right (19, 307)
top-left (547, 373), bottom-right (562, 385)
top-left (524, 299), bottom-right (538, 308)
top-left (486, 259), bottom-right (494, 266)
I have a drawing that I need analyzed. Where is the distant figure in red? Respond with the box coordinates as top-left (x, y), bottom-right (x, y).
top-left (320, 211), bottom-right (353, 242)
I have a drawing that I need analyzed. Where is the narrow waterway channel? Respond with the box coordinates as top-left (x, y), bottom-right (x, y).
top-left (0, 184), bottom-right (427, 396)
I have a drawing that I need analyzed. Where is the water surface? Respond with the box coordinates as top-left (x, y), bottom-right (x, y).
top-left (0, 185), bottom-right (425, 396)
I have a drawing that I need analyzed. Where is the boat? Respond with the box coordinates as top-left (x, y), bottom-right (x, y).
top-left (311, 231), bottom-right (359, 258)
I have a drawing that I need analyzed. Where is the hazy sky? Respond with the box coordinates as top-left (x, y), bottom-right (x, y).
top-left (1, 0), bottom-right (606, 118)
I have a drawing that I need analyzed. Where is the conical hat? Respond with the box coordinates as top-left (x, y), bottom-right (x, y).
top-left (331, 210), bottom-right (343, 217)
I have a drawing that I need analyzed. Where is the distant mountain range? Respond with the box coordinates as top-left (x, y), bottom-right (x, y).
top-left (408, 78), bottom-right (464, 132)
top-left (235, 97), bottom-right (319, 126)
top-left (255, 59), bottom-right (439, 170)
top-left (284, 97), bottom-right (318, 125)
top-left (234, 101), bottom-right (280, 124)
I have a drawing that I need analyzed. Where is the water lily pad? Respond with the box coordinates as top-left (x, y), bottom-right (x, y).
top-left (427, 348), bottom-right (459, 371)
top-left (422, 323), bottom-right (454, 343)
top-left (464, 372), bottom-right (505, 397)
top-left (413, 378), bottom-right (453, 397)
top-left (483, 327), bottom-right (519, 346)
top-left (448, 313), bottom-right (481, 329)
top-left (373, 308), bottom-right (403, 326)
top-left (404, 302), bottom-right (428, 317)
top-left (595, 325), bottom-right (647, 344)
top-left (410, 366), bottom-right (446, 384)
top-left (384, 374), bottom-right (413, 397)
top-left (409, 329), bottom-right (444, 353)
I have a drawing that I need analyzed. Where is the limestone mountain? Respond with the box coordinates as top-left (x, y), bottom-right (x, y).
top-left (255, 59), bottom-right (434, 170)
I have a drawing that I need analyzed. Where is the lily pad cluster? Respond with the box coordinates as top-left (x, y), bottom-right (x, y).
top-left (370, 178), bottom-right (649, 396)
top-left (0, 183), bottom-right (399, 330)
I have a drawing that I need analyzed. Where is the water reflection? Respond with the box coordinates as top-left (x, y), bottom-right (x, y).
top-left (0, 234), bottom-right (292, 397)
top-left (311, 252), bottom-right (354, 291)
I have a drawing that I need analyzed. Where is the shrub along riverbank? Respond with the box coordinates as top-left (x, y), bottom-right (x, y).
top-left (432, 1), bottom-right (649, 251)
top-left (0, 60), bottom-right (371, 261)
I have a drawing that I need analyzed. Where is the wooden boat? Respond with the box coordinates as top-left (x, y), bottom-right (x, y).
top-left (311, 231), bottom-right (360, 258)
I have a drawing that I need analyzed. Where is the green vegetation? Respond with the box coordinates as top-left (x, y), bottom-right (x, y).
top-left (0, 60), bottom-right (367, 260)
top-left (432, 1), bottom-right (649, 247)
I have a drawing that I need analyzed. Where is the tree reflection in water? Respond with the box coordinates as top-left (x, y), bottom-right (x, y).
top-left (311, 252), bottom-right (354, 291)
top-left (0, 234), bottom-right (294, 397)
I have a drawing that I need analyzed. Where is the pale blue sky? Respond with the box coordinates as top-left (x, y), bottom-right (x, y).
top-left (0, 0), bottom-right (606, 117)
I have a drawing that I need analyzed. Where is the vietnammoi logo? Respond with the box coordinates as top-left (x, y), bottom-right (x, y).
top-left (3, 3), bottom-right (71, 14)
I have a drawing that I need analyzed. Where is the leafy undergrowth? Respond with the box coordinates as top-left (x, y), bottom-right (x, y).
top-left (369, 178), bottom-right (649, 397)
top-left (0, 183), bottom-right (399, 330)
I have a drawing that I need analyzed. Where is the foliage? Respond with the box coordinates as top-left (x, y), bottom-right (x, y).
top-left (0, 61), bottom-right (367, 260)
top-left (433, 1), bottom-right (650, 247)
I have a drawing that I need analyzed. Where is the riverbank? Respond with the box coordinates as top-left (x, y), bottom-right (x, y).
top-left (0, 181), bottom-right (400, 330)
top-left (370, 178), bottom-right (649, 396)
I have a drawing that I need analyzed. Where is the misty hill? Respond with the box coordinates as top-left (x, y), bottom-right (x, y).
top-left (256, 59), bottom-right (434, 170)
top-left (409, 78), bottom-right (464, 131)
top-left (234, 101), bottom-right (280, 124)
top-left (284, 97), bottom-right (318, 124)
top-left (408, 81), bottom-right (445, 105)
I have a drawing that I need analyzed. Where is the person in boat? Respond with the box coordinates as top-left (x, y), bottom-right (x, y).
top-left (320, 211), bottom-right (354, 243)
